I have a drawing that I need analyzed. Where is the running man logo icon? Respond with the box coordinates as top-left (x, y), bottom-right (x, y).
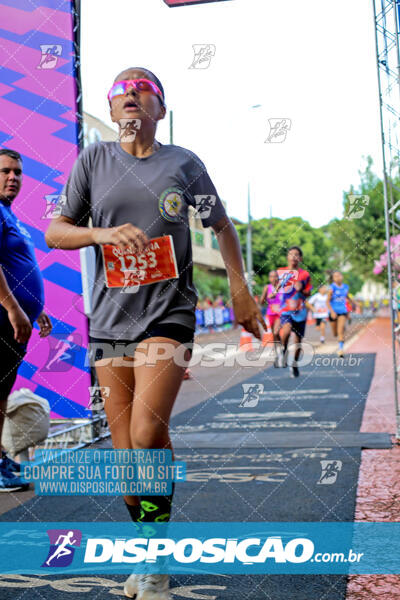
top-left (41, 333), bottom-right (82, 372)
top-left (121, 269), bottom-right (146, 294)
top-left (265, 118), bottom-right (292, 143)
top-left (345, 195), bottom-right (370, 220)
top-left (239, 383), bottom-right (264, 408)
top-left (42, 529), bottom-right (82, 568)
top-left (194, 195), bottom-right (216, 219)
top-left (42, 194), bottom-right (66, 219)
top-left (37, 45), bottom-right (62, 69)
top-left (189, 44), bottom-right (216, 69)
top-left (276, 269), bottom-right (298, 294)
top-left (118, 118), bottom-right (142, 142)
top-left (317, 460), bottom-right (342, 485)
top-left (88, 386), bottom-right (110, 410)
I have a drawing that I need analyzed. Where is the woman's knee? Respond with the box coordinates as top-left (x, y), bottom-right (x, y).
top-left (131, 419), bottom-right (169, 448)
top-left (280, 325), bottom-right (290, 340)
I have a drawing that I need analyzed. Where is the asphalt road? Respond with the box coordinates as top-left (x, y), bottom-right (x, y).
top-left (173, 314), bottom-right (371, 418)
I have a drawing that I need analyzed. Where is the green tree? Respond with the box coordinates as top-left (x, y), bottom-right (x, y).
top-left (326, 156), bottom-right (395, 283)
top-left (193, 265), bottom-right (230, 301)
top-left (342, 271), bottom-right (364, 295)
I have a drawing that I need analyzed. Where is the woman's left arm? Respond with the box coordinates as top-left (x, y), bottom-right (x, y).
top-left (212, 216), bottom-right (267, 339)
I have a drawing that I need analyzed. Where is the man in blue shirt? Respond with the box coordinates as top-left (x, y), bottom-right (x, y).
top-left (0, 148), bottom-right (52, 491)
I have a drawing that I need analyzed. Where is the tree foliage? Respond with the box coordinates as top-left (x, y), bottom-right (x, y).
top-left (193, 265), bottom-right (230, 301)
top-left (324, 156), bottom-right (390, 283)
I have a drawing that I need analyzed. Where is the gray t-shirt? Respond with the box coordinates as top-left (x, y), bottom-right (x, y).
top-left (60, 141), bottom-right (227, 339)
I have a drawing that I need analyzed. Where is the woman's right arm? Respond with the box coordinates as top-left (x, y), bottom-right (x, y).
top-left (45, 148), bottom-right (120, 251)
top-left (45, 215), bottom-right (96, 249)
top-left (45, 216), bottom-right (149, 252)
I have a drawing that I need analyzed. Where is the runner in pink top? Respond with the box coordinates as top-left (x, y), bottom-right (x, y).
top-left (260, 270), bottom-right (282, 353)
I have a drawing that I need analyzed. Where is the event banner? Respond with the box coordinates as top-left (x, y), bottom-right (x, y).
top-left (0, 522), bottom-right (400, 575)
top-left (0, 0), bottom-right (91, 419)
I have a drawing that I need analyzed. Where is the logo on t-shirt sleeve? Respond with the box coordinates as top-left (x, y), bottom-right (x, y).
top-left (194, 194), bottom-right (216, 219)
top-left (277, 269), bottom-right (298, 293)
top-left (159, 188), bottom-right (184, 222)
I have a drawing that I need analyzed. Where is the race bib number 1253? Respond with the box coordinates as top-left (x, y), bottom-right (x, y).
top-left (102, 235), bottom-right (179, 289)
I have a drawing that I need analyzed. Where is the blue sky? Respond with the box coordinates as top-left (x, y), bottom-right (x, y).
top-left (81, 0), bottom-right (383, 227)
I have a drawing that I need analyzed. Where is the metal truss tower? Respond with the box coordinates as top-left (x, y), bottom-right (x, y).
top-left (373, 0), bottom-right (400, 437)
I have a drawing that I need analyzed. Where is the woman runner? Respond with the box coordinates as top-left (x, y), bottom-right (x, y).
top-left (45, 67), bottom-right (266, 600)
top-left (259, 270), bottom-right (282, 364)
top-left (327, 271), bottom-right (355, 357)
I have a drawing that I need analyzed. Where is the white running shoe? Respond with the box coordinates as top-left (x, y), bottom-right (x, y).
top-left (124, 573), bottom-right (138, 598)
top-left (137, 574), bottom-right (170, 600)
top-left (274, 347), bottom-right (286, 368)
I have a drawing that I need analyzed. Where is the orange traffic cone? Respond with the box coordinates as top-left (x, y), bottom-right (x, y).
top-left (306, 312), bottom-right (315, 325)
top-left (261, 317), bottom-right (274, 347)
top-left (239, 327), bottom-right (257, 352)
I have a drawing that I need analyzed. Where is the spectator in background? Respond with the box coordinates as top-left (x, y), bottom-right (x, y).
top-left (213, 296), bottom-right (225, 332)
top-left (226, 297), bottom-right (235, 326)
top-left (213, 295), bottom-right (224, 308)
top-left (195, 300), bottom-right (205, 333)
top-left (0, 149), bottom-right (52, 492)
top-left (306, 284), bottom-right (329, 344)
top-left (203, 297), bottom-right (215, 333)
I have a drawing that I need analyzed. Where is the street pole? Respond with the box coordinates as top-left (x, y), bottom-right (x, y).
top-left (246, 181), bottom-right (253, 295)
top-left (246, 104), bottom-right (261, 297)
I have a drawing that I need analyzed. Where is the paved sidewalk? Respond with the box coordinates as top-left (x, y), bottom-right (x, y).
top-left (346, 317), bottom-right (400, 599)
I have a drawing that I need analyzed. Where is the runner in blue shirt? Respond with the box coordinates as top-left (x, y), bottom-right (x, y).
top-left (0, 148), bottom-right (52, 492)
top-left (327, 271), bottom-right (355, 357)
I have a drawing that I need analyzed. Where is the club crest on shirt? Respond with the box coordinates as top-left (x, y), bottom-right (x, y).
top-left (159, 188), bottom-right (184, 222)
